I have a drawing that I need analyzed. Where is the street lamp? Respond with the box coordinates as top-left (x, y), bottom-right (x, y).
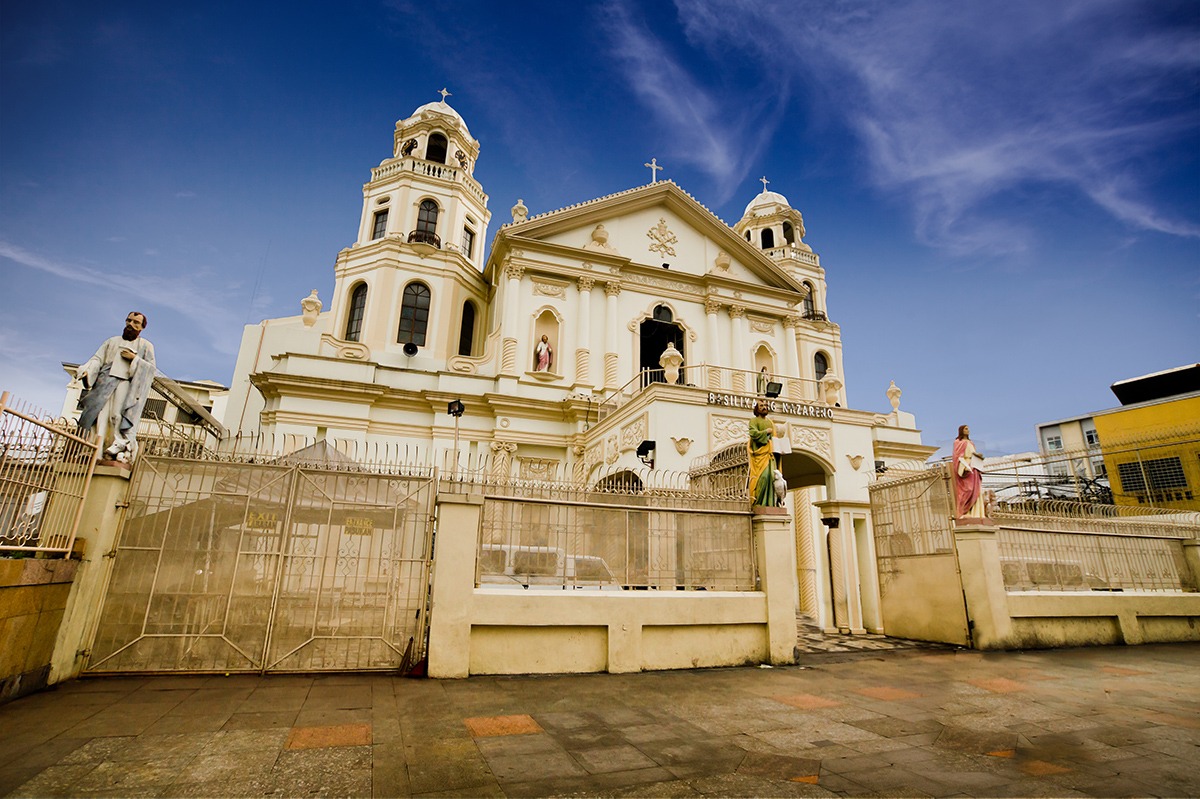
top-left (447, 400), bottom-right (465, 477)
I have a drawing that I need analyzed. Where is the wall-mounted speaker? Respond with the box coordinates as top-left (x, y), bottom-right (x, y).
top-left (402, 342), bottom-right (419, 356)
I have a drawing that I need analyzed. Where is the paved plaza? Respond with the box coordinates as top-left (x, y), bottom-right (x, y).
top-left (0, 642), bottom-right (1197, 798)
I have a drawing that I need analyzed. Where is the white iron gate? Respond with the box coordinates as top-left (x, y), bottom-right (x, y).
top-left (86, 455), bottom-right (435, 673)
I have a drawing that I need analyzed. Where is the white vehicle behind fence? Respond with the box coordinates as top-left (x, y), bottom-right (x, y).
top-left (478, 544), bottom-right (623, 590)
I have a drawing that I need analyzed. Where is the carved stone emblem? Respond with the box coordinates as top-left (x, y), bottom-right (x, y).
top-left (646, 218), bottom-right (678, 257)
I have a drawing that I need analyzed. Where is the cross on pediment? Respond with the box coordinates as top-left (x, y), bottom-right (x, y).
top-left (759, 176), bottom-right (770, 191)
top-left (644, 158), bottom-right (663, 184)
top-left (438, 88), bottom-right (452, 102)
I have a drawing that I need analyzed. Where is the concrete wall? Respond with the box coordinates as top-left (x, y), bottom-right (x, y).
top-left (955, 524), bottom-right (1200, 650)
top-left (0, 557), bottom-right (78, 703)
top-left (428, 492), bottom-right (796, 677)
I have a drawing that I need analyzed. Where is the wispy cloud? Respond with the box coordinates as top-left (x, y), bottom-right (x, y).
top-left (0, 240), bottom-right (241, 352)
top-left (598, 0), bottom-right (786, 202)
top-left (676, 0), bottom-right (1200, 252)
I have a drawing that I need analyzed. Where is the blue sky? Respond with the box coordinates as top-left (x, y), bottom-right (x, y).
top-left (2, 0), bottom-right (1197, 456)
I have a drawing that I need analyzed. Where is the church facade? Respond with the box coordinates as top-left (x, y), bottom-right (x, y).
top-left (222, 96), bottom-right (936, 635)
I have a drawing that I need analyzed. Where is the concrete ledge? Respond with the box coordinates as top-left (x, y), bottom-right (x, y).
top-left (1004, 591), bottom-right (1200, 648)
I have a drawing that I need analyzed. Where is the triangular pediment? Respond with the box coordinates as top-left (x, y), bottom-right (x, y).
top-left (486, 182), bottom-right (806, 296)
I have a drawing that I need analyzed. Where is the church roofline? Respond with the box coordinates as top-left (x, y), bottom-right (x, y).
top-left (488, 181), bottom-right (807, 295)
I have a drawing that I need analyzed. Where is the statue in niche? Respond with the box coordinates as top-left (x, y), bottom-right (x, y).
top-left (952, 424), bottom-right (988, 521)
top-left (756, 367), bottom-right (770, 396)
top-left (747, 400), bottom-right (778, 509)
top-left (533, 334), bottom-right (553, 372)
top-left (76, 311), bottom-right (156, 463)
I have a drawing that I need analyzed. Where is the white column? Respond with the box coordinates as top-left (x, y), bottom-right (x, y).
top-left (730, 305), bottom-right (747, 393)
top-left (782, 315), bottom-right (801, 400)
top-left (604, 281), bottom-right (621, 389)
top-left (576, 276), bottom-right (594, 387)
top-left (501, 262), bottom-right (523, 375)
top-left (705, 296), bottom-right (722, 390)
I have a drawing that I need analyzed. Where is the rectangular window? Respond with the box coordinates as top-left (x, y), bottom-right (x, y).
top-left (142, 398), bottom-right (168, 420)
top-left (372, 209), bottom-right (389, 240)
top-left (1117, 457), bottom-right (1188, 500)
top-left (1045, 435), bottom-right (1063, 451)
top-left (1084, 429), bottom-right (1100, 447)
top-left (461, 227), bottom-right (475, 260)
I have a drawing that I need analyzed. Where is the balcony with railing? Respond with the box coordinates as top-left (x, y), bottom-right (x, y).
top-left (408, 230), bottom-right (441, 248)
top-left (596, 364), bottom-right (823, 421)
top-left (370, 156), bottom-right (488, 205)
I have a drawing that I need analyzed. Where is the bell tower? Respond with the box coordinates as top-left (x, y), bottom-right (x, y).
top-left (327, 92), bottom-right (492, 367)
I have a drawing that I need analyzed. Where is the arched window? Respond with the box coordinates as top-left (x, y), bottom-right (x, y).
top-left (426, 133), bottom-right (448, 164)
top-left (801, 282), bottom-right (815, 317)
top-left (745, 230), bottom-right (751, 241)
top-left (345, 283), bottom-right (367, 342)
top-left (412, 200), bottom-right (439, 246)
top-left (398, 282), bottom-right (431, 346)
top-left (652, 304), bottom-right (673, 323)
top-left (458, 301), bottom-right (476, 356)
top-left (814, 352), bottom-right (829, 382)
top-left (782, 221), bottom-right (795, 245)
top-left (760, 228), bottom-right (775, 249)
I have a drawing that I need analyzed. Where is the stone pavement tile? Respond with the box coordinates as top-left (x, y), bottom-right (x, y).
top-left (589, 706), bottom-right (662, 726)
top-left (241, 684), bottom-right (311, 707)
top-left (69, 758), bottom-right (191, 793)
top-left (810, 771), bottom-right (876, 796)
top-left (168, 775), bottom-right (282, 797)
top-left (301, 685), bottom-right (374, 710)
top-left (570, 743), bottom-right (659, 774)
top-left (551, 725), bottom-right (629, 750)
top-left (66, 707), bottom-right (173, 738)
top-left (854, 685), bottom-right (924, 702)
top-left (371, 706), bottom-right (403, 744)
top-left (533, 710), bottom-right (599, 731)
top-left (404, 739), bottom-right (495, 795)
top-left (833, 763), bottom-right (952, 797)
top-left (174, 746), bottom-right (280, 784)
top-left (1078, 724), bottom-right (1155, 747)
top-left (685, 711), bottom-right (797, 736)
top-left (983, 778), bottom-right (1091, 797)
top-left (294, 706), bottom-right (373, 727)
top-left (481, 747), bottom-right (588, 783)
top-left (848, 716), bottom-right (944, 739)
top-left (736, 751), bottom-right (821, 782)
top-left (371, 741), bottom-right (409, 798)
top-left (637, 740), bottom-right (747, 780)
top-left (200, 727), bottom-right (290, 754)
top-left (269, 745), bottom-right (372, 798)
top-left (141, 711), bottom-right (233, 735)
top-left (968, 677), bottom-right (1028, 693)
top-left (934, 723), bottom-right (1019, 754)
top-left (58, 736), bottom-right (137, 764)
top-left (621, 722), bottom-right (709, 745)
top-left (685, 772), bottom-right (839, 797)
top-left (602, 777), bottom-right (703, 797)
top-left (741, 727), bottom-right (819, 754)
top-left (464, 713), bottom-right (544, 738)
top-left (221, 709), bottom-right (299, 730)
top-left (285, 722), bottom-right (372, 750)
top-left (7, 764), bottom-right (95, 798)
top-left (773, 693), bottom-right (842, 710)
top-left (411, 780), bottom-right (507, 797)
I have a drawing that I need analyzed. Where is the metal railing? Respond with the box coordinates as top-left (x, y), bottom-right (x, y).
top-left (996, 527), bottom-right (1191, 593)
top-left (0, 391), bottom-right (99, 555)
top-left (597, 363), bottom-right (822, 419)
top-left (407, 229), bottom-right (441, 247)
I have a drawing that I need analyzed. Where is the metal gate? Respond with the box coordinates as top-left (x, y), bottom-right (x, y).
top-left (86, 454), bottom-right (436, 673)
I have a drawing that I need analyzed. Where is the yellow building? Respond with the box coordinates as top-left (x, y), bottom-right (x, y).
top-left (1092, 365), bottom-right (1200, 511)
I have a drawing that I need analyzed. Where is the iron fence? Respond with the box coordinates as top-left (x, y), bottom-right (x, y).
top-left (0, 391), bottom-right (98, 555)
top-left (996, 527), bottom-right (1191, 593)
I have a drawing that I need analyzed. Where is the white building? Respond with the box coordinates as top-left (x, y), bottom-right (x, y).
top-left (223, 96), bottom-right (936, 635)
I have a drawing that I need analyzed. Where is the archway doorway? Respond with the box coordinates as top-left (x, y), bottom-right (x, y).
top-left (639, 305), bottom-right (684, 388)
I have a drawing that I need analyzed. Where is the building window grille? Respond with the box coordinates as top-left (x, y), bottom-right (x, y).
top-left (1117, 457), bottom-right (1188, 502)
top-left (345, 283), bottom-right (367, 342)
top-left (371, 209), bottom-right (388, 240)
top-left (142, 398), bottom-right (168, 421)
top-left (398, 282), bottom-right (431, 346)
